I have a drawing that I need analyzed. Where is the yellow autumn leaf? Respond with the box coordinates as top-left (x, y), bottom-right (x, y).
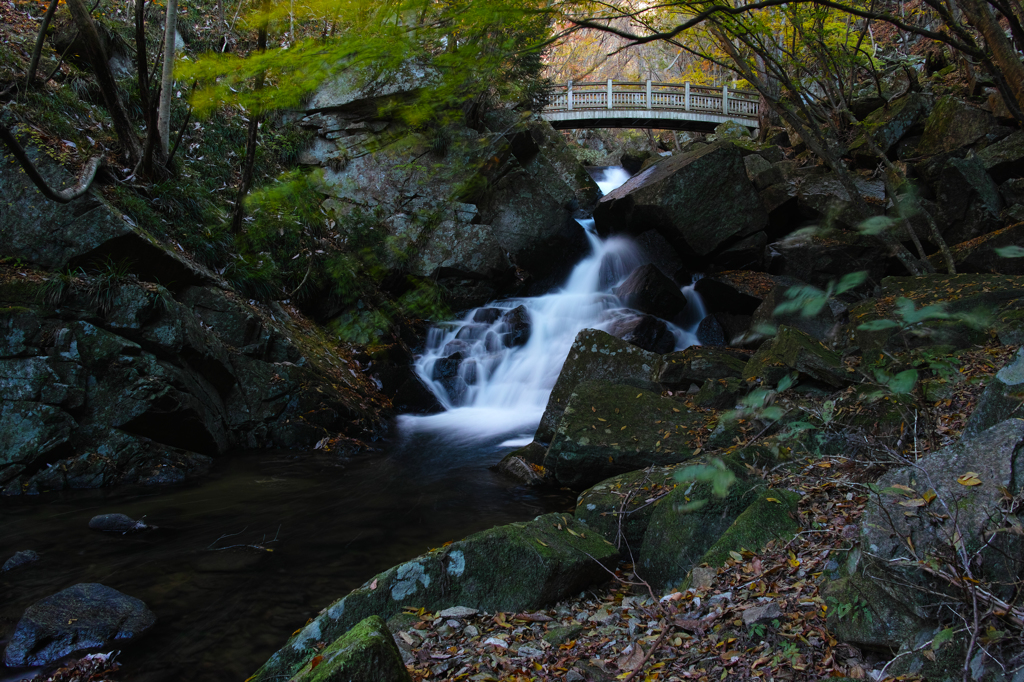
top-left (728, 550), bottom-right (743, 561)
top-left (900, 498), bottom-right (928, 507)
top-left (957, 472), bottom-right (982, 486)
top-left (766, 497), bottom-right (781, 504)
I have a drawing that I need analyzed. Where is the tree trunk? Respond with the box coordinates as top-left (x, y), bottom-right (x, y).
top-left (156, 0), bottom-right (178, 157)
top-left (0, 122), bottom-right (103, 203)
top-left (230, 21), bottom-right (268, 233)
top-left (26, 0), bottom-right (60, 89)
top-left (959, 0), bottom-right (1024, 119)
top-left (66, 0), bottom-right (143, 164)
top-left (135, 0), bottom-right (151, 125)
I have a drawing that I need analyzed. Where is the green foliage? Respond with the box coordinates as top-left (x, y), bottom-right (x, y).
top-left (995, 246), bottom-right (1024, 259)
top-left (828, 596), bottom-right (873, 623)
top-left (773, 271), bottom-right (867, 319)
top-left (673, 457), bottom-right (737, 500)
top-left (39, 267), bottom-right (84, 307)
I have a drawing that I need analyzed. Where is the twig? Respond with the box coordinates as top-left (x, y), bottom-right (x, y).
top-left (621, 625), bottom-right (670, 682)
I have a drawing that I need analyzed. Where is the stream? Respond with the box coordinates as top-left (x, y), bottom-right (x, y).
top-left (0, 167), bottom-right (707, 682)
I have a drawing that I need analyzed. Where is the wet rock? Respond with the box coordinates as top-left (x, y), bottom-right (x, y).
top-left (613, 264), bottom-right (688, 321)
top-left (694, 377), bottom-right (743, 410)
top-left (499, 305), bottom-right (531, 347)
top-left (658, 346), bottom-right (748, 389)
top-left (713, 232), bottom-right (768, 271)
top-left (247, 513), bottom-right (618, 682)
top-left (2, 549), bottom-right (39, 572)
top-left (595, 143), bottom-right (768, 258)
top-left (492, 446), bottom-right (546, 486)
top-left (743, 326), bottom-right (848, 388)
top-left (607, 313), bottom-right (675, 354)
top-left (545, 381), bottom-right (707, 489)
top-left (914, 95), bottom-right (990, 156)
top-left (535, 329), bottom-right (662, 444)
top-left (472, 308), bottom-right (503, 324)
top-left (88, 513), bottom-right (144, 533)
top-left (574, 466), bottom-right (680, 549)
top-left (694, 271), bottom-right (791, 316)
top-left (287, 615), bottom-right (411, 682)
top-left (696, 315), bottom-right (726, 346)
top-left (3, 583), bottom-right (156, 667)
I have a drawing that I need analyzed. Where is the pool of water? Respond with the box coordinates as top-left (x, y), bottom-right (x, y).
top-left (0, 428), bottom-right (574, 682)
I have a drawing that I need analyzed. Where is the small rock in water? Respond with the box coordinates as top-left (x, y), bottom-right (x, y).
top-left (88, 513), bottom-right (148, 533)
top-left (2, 550), bottom-right (40, 572)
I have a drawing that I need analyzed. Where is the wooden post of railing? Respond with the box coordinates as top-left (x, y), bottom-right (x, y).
top-left (685, 82), bottom-right (691, 111)
top-left (607, 79), bottom-right (613, 109)
top-left (646, 80), bottom-right (652, 109)
top-left (723, 85), bottom-right (729, 114)
top-left (567, 80), bottom-right (573, 111)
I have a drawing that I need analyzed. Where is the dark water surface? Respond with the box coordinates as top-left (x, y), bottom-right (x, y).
top-left (0, 427), bottom-right (574, 682)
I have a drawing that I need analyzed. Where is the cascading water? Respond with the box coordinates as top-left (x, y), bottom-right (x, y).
top-left (400, 168), bottom-right (705, 444)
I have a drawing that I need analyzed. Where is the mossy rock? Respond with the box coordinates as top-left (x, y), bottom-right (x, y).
top-left (574, 465), bottom-right (681, 550)
top-left (249, 513), bottom-right (619, 682)
top-left (743, 325), bottom-right (848, 388)
top-left (544, 381), bottom-right (708, 489)
top-left (962, 348), bottom-right (1024, 439)
top-left (535, 329), bottom-right (663, 444)
top-left (658, 347), bottom-right (748, 389)
top-left (915, 95), bottom-right (991, 156)
top-left (636, 470), bottom-right (764, 591)
top-left (287, 615), bottom-right (411, 682)
top-left (849, 93), bottom-right (930, 163)
top-left (822, 570), bottom-right (927, 650)
top-left (695, 488), bottom-right (801, 570)
top-left (694, 376), bottom-right (743, 409)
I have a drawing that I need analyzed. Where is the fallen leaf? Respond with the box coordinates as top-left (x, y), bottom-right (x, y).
top-left (370, 578), bottom-right (378, 590)
top-left (957, 472), bottom-right (982, 486)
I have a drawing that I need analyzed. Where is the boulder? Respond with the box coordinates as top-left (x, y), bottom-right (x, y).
top-left (1001, 178), bottom-right (1024, 207)
top-left (926, 223), bottom-right (1024, 276)
top-left (88, 513), bottom-right (143, 533)
top-left (694, 488), bottom-right (801, 570)
top-left (749, 284), bottom-right (837, 342)
top-left (287, 615), bottom-right (411, 682)
top-left (535, 329), bottom-right (662, 444)
top-left (658, 346), bottom-right (748, 389)
top-left (694, 271), bottom-right (784, 315)
top-left (712, 232), bottom-right (768, 270)
top-left (849, 274), bottom-right (1024, 352)
top-left (914, 95), bottom-right (992, 156)
top-left (696, 315), bottom-right (726, 346)
top-left (792, 173), bottom-right (885, 230)
top-left (606, 313), bottom-right (676, 354)
top-left (962, 348), bottom-right (1024, 439)
top-left (248, 513), bottom-right (619, 682)
top-left (594, 143), bottom-right (768, 258)
top-left (0, 400), bottom-right (76, 485)
top-left (2, 549), bottom-right (39, 572)
top-left (636, 466), bottom-right (763, 591)
top-left (743, 326), bottom-right (848, 387)
top-left (849, 93), bottom-right (931, 163)
top-left (492, 441), bottom-right (547, 486)
top-left (574, 465), bottom-right (681, 550)
top-left (694, 377), bottom-right (744, 409)
top-left (935, 156), bottom-right (1003, 243)
top-left (977, 129), bottom-right (1024, 183)
top-left (851, 418), bottom-right (1024, 639)
top-left (613, 264), bottom-right (688, 320)
top-left (544, 381), bottom-right (708, 489)
top-left (3, 583), bottom-right (156, 667)
top-left (404, 220), bottom-right (510, 280)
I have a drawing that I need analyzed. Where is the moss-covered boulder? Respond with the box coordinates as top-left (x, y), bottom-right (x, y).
top-left (545, 381), bottom-right (708, 489)
top-left (848, 274), bottom-right (1024, 352)
top-left (249, 513), bottom-right (619, 682)
top-left (849, 93), bottom-right (931, 163)
top-left (914, 95), bottom-right (992, 156)
top-left (594, 143), bottom-right (768, 259)
top-left (743, 326), bottom-right (848, 388)
top-left (962, 349), bottom-right (1024, 439)
top-left (935, 156), bottom-right (1003, 243)
top-left (749, 284), bottom-right (836, 342)
top-left (535, 329), bottom-right (662, 443)
top-left (694, 377), bottom-right (744, 409)
top-left (636, 468), bottom-right (763, 591)
top-left (287, 615), bottom-right (411, 682)
top-left (658, 346), bottom-right (748, 389)
top-left (822, 569), bottom-right (927, 650)
top-left (492, 441), bottom-right (547, 486)
top-left (695, 488), bottom-right (801, 569)
top-left (574, 465), bottom-right (681, 550)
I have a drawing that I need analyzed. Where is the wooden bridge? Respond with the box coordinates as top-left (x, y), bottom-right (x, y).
top-left (540, 81), bottom-right (760, 132)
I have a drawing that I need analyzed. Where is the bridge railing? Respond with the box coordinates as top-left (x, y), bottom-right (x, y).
top-left (545, 80), bottom-right (760, 120)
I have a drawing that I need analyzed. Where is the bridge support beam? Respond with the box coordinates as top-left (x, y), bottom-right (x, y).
top-left (646, 80), bottom-right (652, 110)
top-left (607, 79), bottom-right (613, 110)
top-left (567, 79), bottom-right (573, 111)
top-left (685, 82), bottom-right (690, 111)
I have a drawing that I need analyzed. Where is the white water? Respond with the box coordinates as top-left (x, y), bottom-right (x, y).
top-left (399, 168), bottom-right (705, 444)
top-left (594, 166), bottom-right (632, 195)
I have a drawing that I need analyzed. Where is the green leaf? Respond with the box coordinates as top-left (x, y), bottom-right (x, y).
top-left (995, 246), bottom-right (1024, 258)
top-left (835, 271), bottom-right (868, 295)
top-left (776, 372), bottom-right (798, 392)
top-left (932, 627), bottom-right (955, 647)
top-left (821, 400), bottom-right (835, 424)
top-left (857, 319), bottom-right (900, 331)
top-left (857, 216), bottom-right (895, 236)
top-left (888, 369), bottom-right (919, 394)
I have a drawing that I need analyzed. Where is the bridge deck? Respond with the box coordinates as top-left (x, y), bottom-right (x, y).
top-left (540, 81), bottom-right (759, 132)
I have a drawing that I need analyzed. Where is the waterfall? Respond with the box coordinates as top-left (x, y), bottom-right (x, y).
top-left (399, 168), bottom-right (704, 444)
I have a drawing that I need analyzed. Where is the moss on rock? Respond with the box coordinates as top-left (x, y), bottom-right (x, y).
top-left (574, 465), bottom-right (681, 550)
top-left (743, 325), bottom-right (848, 387)
top-left (696, 488), bottom-right (801, 569)
top-left (288, 615), bottom-right (411, 682)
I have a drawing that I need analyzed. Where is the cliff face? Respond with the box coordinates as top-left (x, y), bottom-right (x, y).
top-left (0, 145), bottom-right (390, 495)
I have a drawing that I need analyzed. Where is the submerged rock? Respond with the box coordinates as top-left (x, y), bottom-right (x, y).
top-left (88, 513), bottom-right (145, 533)
top-left (248, 513), bottom-right (618, 682)
top-left (4, 583), bottom-right (156, 667)
top-left (607, 313), bottom-right (676, 354)
top-left (2, 549), bottom-right (40, 572)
